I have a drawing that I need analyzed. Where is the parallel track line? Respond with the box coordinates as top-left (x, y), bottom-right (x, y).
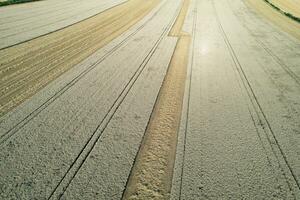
top-left (212, 0), bottom-right (300, 192)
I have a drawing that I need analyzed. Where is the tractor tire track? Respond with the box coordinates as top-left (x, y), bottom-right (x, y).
top-left (212, 0), bottom-right (300, 193)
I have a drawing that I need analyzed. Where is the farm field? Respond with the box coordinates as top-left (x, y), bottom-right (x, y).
top-left (0, 0), bottom-right (299, 199)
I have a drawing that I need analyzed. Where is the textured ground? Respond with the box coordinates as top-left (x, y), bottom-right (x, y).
top-left (0, 0), bottom-right (299, 199)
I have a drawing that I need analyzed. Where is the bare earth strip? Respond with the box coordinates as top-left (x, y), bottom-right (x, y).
top-left (0, 0), bottom-right (160, 117)
top-left (122, 0), bottom-right (191, 199)
top-left (246, 0), bottom-right (300, 40)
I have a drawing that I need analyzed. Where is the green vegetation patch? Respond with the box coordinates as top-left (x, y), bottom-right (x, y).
top-left (263, 0), bottom-right (300, 23)
top-left (0, 0), bottom-right (42, 7)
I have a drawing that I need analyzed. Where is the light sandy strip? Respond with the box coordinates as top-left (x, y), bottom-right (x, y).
top-left (122, 0), bottom-right (191, 199)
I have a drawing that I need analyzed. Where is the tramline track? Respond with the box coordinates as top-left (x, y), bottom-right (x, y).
top-left (212, 0), bottom-right (300, 193)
